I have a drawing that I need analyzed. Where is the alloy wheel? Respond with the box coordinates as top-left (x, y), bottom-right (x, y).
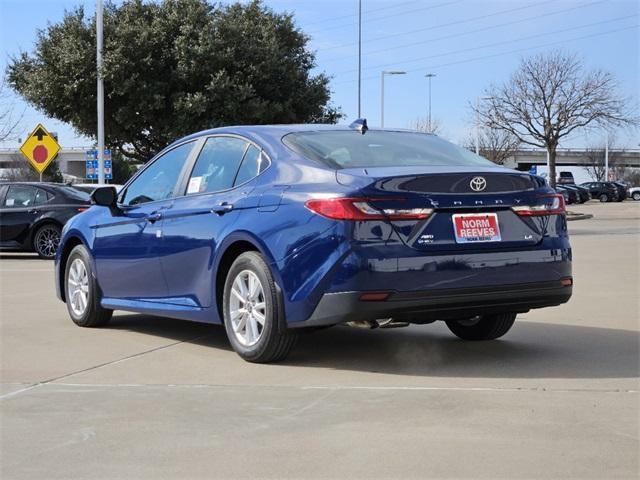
top-left (228, 270), bottom-right (266, 347)
top-left (68, 258), bottom-right (90, 317)
top-left (35, 226), bottom-right (60, 258)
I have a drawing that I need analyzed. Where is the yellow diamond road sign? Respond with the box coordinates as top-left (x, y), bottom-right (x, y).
top-left (19, 123), bottom-right (61, 174)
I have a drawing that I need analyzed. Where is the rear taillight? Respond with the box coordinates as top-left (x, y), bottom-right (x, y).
top-left (511, 194), bottom-right (566, 216)
top-left (305, 198), bottom-right (433, 221)
top-left (77, 207), bottom-right (89, 212)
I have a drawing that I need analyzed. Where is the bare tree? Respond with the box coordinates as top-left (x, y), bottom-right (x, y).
top-left (0, 79), bottom-right (24, 143)
top-left (584, 135), bottom-right (621, 182)
top-left (584, 148), bottom-right (608, 182)
top-left (464, 128), bottom-right (520, 165)
top-left (474, 51), bottom-right (637, 186)
top-left (409, 116), bottom-right (442, 135)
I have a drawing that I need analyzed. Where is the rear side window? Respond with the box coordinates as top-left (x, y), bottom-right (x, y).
top-left (34, 188), bottom-right (50, 204)
top-left (186, 137), bottom-right (248, 195)
top-left (283, 130), bottom-right (494, 169)
top-left (234, 145), bottom-right (266, 186)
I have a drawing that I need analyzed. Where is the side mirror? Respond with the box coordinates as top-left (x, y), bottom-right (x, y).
top-left (91, 186), bottom-right (120, 214)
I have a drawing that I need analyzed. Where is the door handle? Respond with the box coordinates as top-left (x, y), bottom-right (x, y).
top-left (28, 209), bottom-right (39, 214)
top-left (211, 203), bottom-right (234, 215)
top-left (145, 212), bottom-right (163, 223)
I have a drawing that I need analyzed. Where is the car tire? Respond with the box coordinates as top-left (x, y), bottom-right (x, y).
top-left (64, 244), bottom-right (113, 327)
top-left (33, 223), bottom-right (61, 259)
top-left (223, 251), bottom-right (297, 363)
top-left (633, 192), bottom-right (640, 201)
top-left (599, 194), bottom-right (609, 203)
top-left (445, 312), bottom-right (517, 341)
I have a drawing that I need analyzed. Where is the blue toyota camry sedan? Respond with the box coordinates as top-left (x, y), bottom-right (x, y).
top-left (55, 123), bottom-right (572, 362)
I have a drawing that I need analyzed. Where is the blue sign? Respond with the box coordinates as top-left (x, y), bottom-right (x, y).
top-left (85, 149), bottom-right (113, 180)
top-left (528, 165), bottom-right (537, 175)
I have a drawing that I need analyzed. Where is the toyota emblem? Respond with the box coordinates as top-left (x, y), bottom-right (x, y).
top-left (470, 176), bottom-right (487, 192)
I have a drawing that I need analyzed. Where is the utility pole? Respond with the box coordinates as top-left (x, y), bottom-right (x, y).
top-left (380, 70), bottom-right (406, 128)
top-left (357, 0), bottom-right (362, 118)
top-left (605, 132), bottom-right (609, 181)
top-left (425, 73), bottom-right (436, 132)
top-left (96, 0), bottom-right (105, 184)
top-left (475, 96), bottom-right (493, 155)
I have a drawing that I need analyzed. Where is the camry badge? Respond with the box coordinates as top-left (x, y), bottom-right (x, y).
top-left (470, 176), bottom-right (487, 192)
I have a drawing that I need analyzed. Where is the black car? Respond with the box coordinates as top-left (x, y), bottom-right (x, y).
top-left (562, 184), bottom-right (591, 203)
top-left (580, 182), bottom-right (619, 202)
top-left (555, 186), bottom-right (579, 204)
top-left (0, 183), bottom-right (90, 258)
top-left (612, 182), bottom-right (627, 201)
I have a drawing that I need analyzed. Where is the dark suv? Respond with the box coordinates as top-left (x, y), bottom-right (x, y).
top-left (0, 183), bottom-right (90, 258)
top-left (580, 182), bottom-right (619, 202)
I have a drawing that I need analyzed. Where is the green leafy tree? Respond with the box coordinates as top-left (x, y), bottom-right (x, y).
top-left (7, 0), bottom-right (341, 162)
top-left (111, 152), bottom-right (135, 184)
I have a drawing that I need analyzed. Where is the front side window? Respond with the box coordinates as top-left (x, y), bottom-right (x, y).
top-left (4, 186), bottom-right (37, 207)
top-left (186, 136), bottom-right (248, 195)
top-left (283, 130), bottom-right (494, 169)
top-left (122, 141), bottom-right (195, 206)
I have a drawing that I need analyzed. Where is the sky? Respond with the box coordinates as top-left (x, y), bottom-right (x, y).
top-left (0, 0), bottom-right (638, 151)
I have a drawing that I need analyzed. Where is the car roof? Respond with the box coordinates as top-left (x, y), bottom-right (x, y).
top-left (0, 182), bottom-right (67, 188)
top-left (167, 124), bottom-right (429, 154)
top-left (159, 124), bottom-right (441, 165)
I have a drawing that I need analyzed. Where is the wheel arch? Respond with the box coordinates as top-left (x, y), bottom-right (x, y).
top-left (29, 218), bottom-right (63, 249)
top-left (213, 232), bottom-right (281, 324)
top-left (57, 235), bottom-right (87, 302)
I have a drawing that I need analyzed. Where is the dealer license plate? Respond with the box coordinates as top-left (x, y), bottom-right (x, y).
top-left (452, 213), bottom-right (501, 243)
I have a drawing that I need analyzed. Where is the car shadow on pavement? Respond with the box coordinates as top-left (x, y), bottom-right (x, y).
top-left (109, 314), bottom-right (232, 351)
top-left (107, 314), bottom-right (638, 380)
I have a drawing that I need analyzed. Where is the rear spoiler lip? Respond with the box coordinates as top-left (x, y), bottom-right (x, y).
top-left (336, 166), bottom-right (522, 187)
top-left (336, 170), bottom-right (544, 194)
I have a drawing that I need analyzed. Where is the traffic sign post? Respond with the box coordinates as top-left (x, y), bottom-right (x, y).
top-left (19, 123), bottom-right (61, 181)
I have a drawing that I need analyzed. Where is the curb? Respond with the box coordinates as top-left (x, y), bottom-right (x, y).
top-left (566, 212), bottom-right (593, 221)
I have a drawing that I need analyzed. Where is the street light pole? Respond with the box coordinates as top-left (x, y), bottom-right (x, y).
top-left (96, 0), bottom-right (105, 184)
top-left (380, 70), bottom-right (406, 128)
top-left (425, 73), bottom-right (436, 132)
top-left (605, 132), bottom-right (609, 181)
top-left (357, 0), bottom-right (362, 118)
top-left (475, 95), bottom-right (493, 155)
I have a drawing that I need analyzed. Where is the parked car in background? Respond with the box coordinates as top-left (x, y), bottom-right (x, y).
top-left (628, 186), bottom-right (640, 201)
top-left (554, 187), bottom-right (571, 205)
top-left (611, 182), bottom-right (627, 201)
top-left (580, 182), bottom-right (619, 202)
top-left (555, 186), bottom-right (579, 204)
top-left (72, 183), bottom-right (123, 194)
top-left (55, 124), bottom-right (572, 363)
top-left (557, 171), bottom-right (576, 185)
top-left (562, 185), bottom-right (590, 203)
top-left (0, 183), bottom-right (91, 258)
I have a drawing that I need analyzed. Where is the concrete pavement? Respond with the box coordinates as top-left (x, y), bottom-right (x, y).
top-left (1, 201), bottom-right (638, 479)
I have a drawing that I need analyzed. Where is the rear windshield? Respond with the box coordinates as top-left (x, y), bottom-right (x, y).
top-left (282, 130), bottom-right (494, 169)
top-left (59, 186), bottom-right (91, 201)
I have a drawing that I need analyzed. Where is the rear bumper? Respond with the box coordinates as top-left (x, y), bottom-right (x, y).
top-left (289, 280), bottom-right (572, 328)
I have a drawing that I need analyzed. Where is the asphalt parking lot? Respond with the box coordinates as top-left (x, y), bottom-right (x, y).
top-left (1, 201), bottom-right (638, 479)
